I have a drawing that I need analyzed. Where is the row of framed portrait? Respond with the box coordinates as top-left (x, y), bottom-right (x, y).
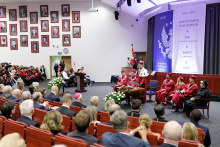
top-left (0, 5), bottom-right (80, 22)
top-left (0, 34), bottom-right (72, 52)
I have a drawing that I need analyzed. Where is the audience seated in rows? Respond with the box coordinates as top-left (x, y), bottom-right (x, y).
top-left (85, 106), bottom-right (101, 124)
top-left (67, 110), bottom-right (99, 146)
top-left (45, 86), bottom-right (60, 102)
top-left (19, 91), bottom-right (31, 103)
top-left (153, 104), bottom-right (168, 122)
top-left (8, 89), bottom-right (22, 102)
top-left (102, 104), bottom-right (121, 125)
top-left (2, 85), bottom-right (12, 99)
top-left (57, 93), bottom-right (76, 118)
top-left (101, 110), bottom-right (150, 147)
top-left (0, 133), bottom-right (26, 147)
top-left (1, 100), bottom-right (16, 120)
top-left (104, 99), bottom-right (115, 111)
top-left (72, 93), bottom-right (86, 108)
top-left (37, 88), bottom-right (46, 98)
top-left (40, 110), bottom-right (67, 136)
top-left (90, 96), bottom-right (99, 110)
top-left (17, 99), bottom-right (40, 128)
top-left (0, 84), bottom-right (4, 96)
top-left (127, 99), bottom-right (142, 118)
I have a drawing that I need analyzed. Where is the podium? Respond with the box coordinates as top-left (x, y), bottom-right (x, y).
top-left (75, 73), bottom-right (87, 92)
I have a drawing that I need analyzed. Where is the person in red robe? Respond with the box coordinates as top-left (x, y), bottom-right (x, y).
top-left (113, 70), bottom-right (128, 91)
top-left (172, 75), bottom-right (198, 112)
top-left (155, 73), bottom-right (175, 105)
top-left (127, 70), bottom-right (138, 87)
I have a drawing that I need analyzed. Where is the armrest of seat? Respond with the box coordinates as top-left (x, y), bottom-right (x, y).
top-left (194, 98), bottom-right (210, 107)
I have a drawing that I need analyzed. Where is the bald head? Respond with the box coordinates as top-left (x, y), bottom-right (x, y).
top-left (90, 96), bottom-right (99, 107)
top-left (12, 89), bottom-right (22, 99)
top-left (51, 86), bottom-right (58, 94)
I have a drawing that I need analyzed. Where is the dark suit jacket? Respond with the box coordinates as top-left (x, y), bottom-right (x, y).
top-left (67, 130), bottom-right (99, 146)
top-left (72, 102), bottom-right (86, 108)
top-left (5, 116), bottom-right (16, 121)
top-left (102, 121), bottom-right (112, 125)
top-left (52, 130), bottom-right (67, 136)
top-left (101, 132), bottom-right (150, 147)
top-left (45, 93), bottom-right (60, 102)
top-left (56, 106), bottom-right (76, 118)
top-left (1, 93), bottom-right (12, 99)
top-left (17, 115), bottom-right (40, 128)
top-left (153, 117), bottom-right (168, 122)
top-left (153, 143), bottom-right (177, 147)
top-left (127, 111), bottom-right (140, 118)
top-left (8, 96), bottom-right (20, 102)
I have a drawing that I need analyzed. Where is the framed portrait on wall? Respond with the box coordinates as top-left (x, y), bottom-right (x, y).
top-left (30, 12), bottom-right (38, 24)
top-left (20, 20), bottom-right (28, 32)
top-left (72, 11), bottom-right (80, 23)
top-left (61, 4), bottom-right (70, 17)
top-left (10, 38), bottom-right (18, 50)
top-left (73, 26), bottom-right (81, 38)
top-left (41, 35), bottom-right (49, 47)
top-left (41, 20), bottom-right (49, 32)
top-left (40, 5), bottom-right (48, 17)
top-left (19, 6), bottom-right (27, 18)
top-left (30, 27), bottom-right (38, 38)
top-left (0, 21), bottom-right (7, 33)
top-left (20, 35), bottom-right (28, 47)
top-left (31, 41), bottom-right (39, 53)
top-left (62, 34), bottom-right (71, 46)
top-left (0, 35), bottom-right (7, 47)
top-left (50, 11), bottom-right (59, 23)
top-left (0, 6), bottom-right (6, 18)
top-left (9, 24), bottom-right (17, 36)
top-left (9, 9), bottom-right (17, 21)
top-left (51, 26), bottom-right (59, 38)
top-left (62, 19), bottom-right (70, 32)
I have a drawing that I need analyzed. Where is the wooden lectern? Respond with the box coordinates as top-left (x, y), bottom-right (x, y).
top-left (75, 73), bottom-right (87, 92)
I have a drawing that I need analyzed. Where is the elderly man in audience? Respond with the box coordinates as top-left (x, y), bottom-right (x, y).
top-left (0, 133), bottom-right (26, 147)
top-left (90, 96), bottom-right (99, 109)
top-left (102, 104), bottom-right (121, 125)
top-left (57, 94), bottom-right (76, 118)
top-left (9, 89), bottom-right (22, 102)
top-left (72, 93), bottom-right (86, 108)
top-left (1, 85), bottom-right (12, 99)
top-left (1, 100), bottom-right (16, 120)
top-left (17, 99), bottom-right (40, 127)
top-left (127, 99), bottom-right (142, 117)
top-left (19, 91), bottom-right (32, 103)
top-left (32, 82), bottom-right (39, 91)
top-left (101, 110), bottom-right (150, 147)
top-left (157, 121), bottom-right (182, 147)
top-left (45, 86), bottom-right (60, 102)
top-left (67, 110), bottom-right (99, 146)
top-left (0, 84), bottom-right (4, 96)
top-left (153, 104), bottom-right (168, 122)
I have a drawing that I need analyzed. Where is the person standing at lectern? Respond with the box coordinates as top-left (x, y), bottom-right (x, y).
top-left (133, 54), bottom-right (139, 69)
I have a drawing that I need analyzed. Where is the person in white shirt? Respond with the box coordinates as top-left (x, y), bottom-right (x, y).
top-left (62, 68), bottom-right (75, 87)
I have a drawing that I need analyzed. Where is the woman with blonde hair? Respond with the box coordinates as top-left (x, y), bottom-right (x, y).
top-left (37, 88), bottom-right (46, 98)
top-left (40, 110), bottom-right (66, 135)
top-left (105, 99), bottom-right (115, 111)
top-left (182, 122), bottom-right (204, 147)
top-left (85, 106), bottom-right (100, 124)
top-left (17, 81), bottom-right (25, 92)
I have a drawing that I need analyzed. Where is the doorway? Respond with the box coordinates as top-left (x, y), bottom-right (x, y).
top-left (50, 55), bottom-right (72, 79)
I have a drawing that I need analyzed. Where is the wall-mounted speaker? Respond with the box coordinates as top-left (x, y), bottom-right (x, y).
top-left (137, 0), bottom-right (141, 3)
top-left (127, 0), bottom-right (131, 6)
top-left (114, 11), bottom-right (119, 20)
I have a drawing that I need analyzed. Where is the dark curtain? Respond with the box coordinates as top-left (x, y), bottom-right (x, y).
top-left (203, 3), bottom-right (220, 74)
top-left (146, 16), bottom-right (155, 70)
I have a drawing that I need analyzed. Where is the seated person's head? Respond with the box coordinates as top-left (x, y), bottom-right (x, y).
top-left (1, 100), bottom-right (15, 118)
top-left (190, 109), bottom-right (201, 122)
top-left (12, 89), bottom-right (22, 99)
top-left (51, 86), bottom-right (58, 94)
top-left (32, 82), bottom-right (39, 90)
top-left (105, 99), bottom-right (115, 111)
top-left (108, 104), bottom-right (121, 118)
top-left (62, 91), bottom-right (70, 97)
top-left (90, 96), bottom-right (99, 107)
top-left (3, 85), bottom-right (12, 94)
top-left (0, 133), bottom-right (26, 147)
top-left (29, 85), bottom-right (36, 95)
top-left (182, 122), bottom-right (199, 143)
top-left (17, 82), bottom-right (24, 91)
top-left (62, 94), bottom-right (73, 107)
top-left (32, 92), bottom-right (43, 103)
top-left (21, 91), bottom-right (31, 101)
top-left (37, 88), bottom-right (46, 97)
top-left (0, 84), bottom-right (4, 92)
top-left (74, 93), bottom-right (83, 103)
top-left (74, 110), bottom-right (90, 132)
top-left (85, 106), bottom-right (97, 123)
top-left (40, 110), bottom-right (64, 132)
top-left (154, 104), bottom-right (165, 117)
top-left (139, 113), bottom-right (152, 129)
top-left (131, 99), bottom-right (142, 111)
top-left (111, 110), bottom-right (128, 132)
top-left (19, 99), bottom-right (34, 117)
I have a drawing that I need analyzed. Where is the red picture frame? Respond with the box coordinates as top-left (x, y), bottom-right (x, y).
top-left (73, 26), bottom-right (81, 38)
top-left (50, 11), bottom-right (59, 23)
top-left (30, 12), bottom-right (38, 24)
top-left (41, 20), bottom-right (49, 32)
top-left (0, 6), bottom-right (6, 18)
top-left (40, 5), bottom-right (48, 17)
top-left (9, 24), bottom-right (17, 36)
top-left (30, 27), bottom-right (38, 38)
top-left (62, 19), bottom-right (70, 32)
top-left (41, 35), bottom-right (49, 47)
top-left (72, 11), bottom-right (80, 23)
top-left (61, 4), bottom-right (70, 17)
top-left (62, 34), bottom-right (71, 46)
top-left (10, 38), bottom-right (18, 50)
top-left (20, 35), bottom-right (28, 47)
top-left (51, 26), bottom-right (59, 38)
top-left (0, 35), bottom-right (7, 47)
top-left (20, 20), bottom-right (28, 32)
top-left (9, 9), bottom-right (17, 21)
top-left (31, 41), bottom-right (39, 53)
top-left (19, 6), bottom-right (27, 18)
top-left (0, 21), bottom-right (7, 33)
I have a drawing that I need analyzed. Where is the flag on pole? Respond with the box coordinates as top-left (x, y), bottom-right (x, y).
top-left (130, 47), bottom-right (135, 66)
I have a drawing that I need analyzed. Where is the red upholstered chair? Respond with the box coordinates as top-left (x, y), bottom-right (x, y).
top-left (159, 137), bottom-right (199, 147)
top-left (88, 122), bottom-right (96, 137)
top-left (61, 114), bottom-right (72, 133)
top-left (12, 102), bottom-right (21, 120)
top-left (0, 97), bottom-right (8, 109)
top-left (55, 133), bottom-right (88, 147)
top-left (43, 98), bottom-right (53, 105)
top-left (96, 123), bottom-right (114, 142)
top-left (70, 105), bottom-right (81, 113)
top-left (0, 116), bottom-right (6, 139)
top-left (134, 132), bottom-right (159, 146)
top-left (53, 101), bottom-right (62, 107)
top-left (99, 111), bottom-right (110, 123)
top-left (150, 121), bottom-right (166, 135)
top-left (71, 117), bottom-right (77, 131)
top-left (127, 116), bottom-right (139, 129)
top-left (90, 143), bottom-right (106, 147)
top-left (33, 108), bottom-right (48, 125)
top-left (197, 128), bottom-right (205, 144)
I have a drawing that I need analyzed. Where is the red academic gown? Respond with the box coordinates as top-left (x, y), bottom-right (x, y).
top-left (172, 83), bottom-right (198, 109)
top-left (167, 83), bottom-right (185, 101)
top-left (127, 76), bottom-right (138, 87)
top-left (113, 75), bottom-right (128, 91)
top-left (155, 79), bottom-right (175, 103)
top-left (30, 70), bottom-right (40, 81)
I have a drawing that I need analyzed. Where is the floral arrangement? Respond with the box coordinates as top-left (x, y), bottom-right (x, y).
top-left (47, 77), bottom-right (64, 90)
top-left (103, 91), bottom-right (126, 104)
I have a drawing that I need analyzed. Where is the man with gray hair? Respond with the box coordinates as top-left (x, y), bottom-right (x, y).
top-left (72, 93), bottom-right (86, 108)
top-left (90, 96), bottom-right (99, 109)
top-left (0, 84), bottom-right (4, 97)
top-left (9, 89), bottom-right (22, 102)
top-left (20, 91), bottom-right (31, 103)
top-left (102, 104), bottom-right (121, 125)
top-left (32, 82), bottom-right (39, 90)
top-left (1, 85), bottom-right (12, 99)
top-left (17, 99), bottom-right (40, 128)
top-left (101, 110), bottom-right (150, 147)
top-left (45, 86), bottom-right (60, 102)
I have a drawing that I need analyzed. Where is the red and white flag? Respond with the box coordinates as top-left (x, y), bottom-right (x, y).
top-left (130, 47), bottom-right (135, 66)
